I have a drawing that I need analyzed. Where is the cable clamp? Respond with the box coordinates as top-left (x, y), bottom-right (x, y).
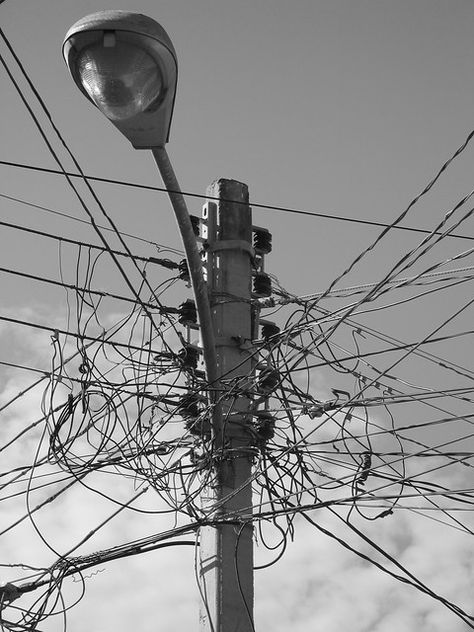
top-left (214, 336), bottom-right (253, 350)
top-left (207, 240), bottom-right (255, 258)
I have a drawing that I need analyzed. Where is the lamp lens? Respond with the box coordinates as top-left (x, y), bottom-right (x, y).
top-left (77, 40), bottom-right (163, 121)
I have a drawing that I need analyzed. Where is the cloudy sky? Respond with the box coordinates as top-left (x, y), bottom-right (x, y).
top-left (0, 1), bottom-right (473, 631)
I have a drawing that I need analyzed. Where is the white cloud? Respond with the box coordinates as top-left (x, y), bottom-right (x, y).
top-left (254, 507), bottom-right (473, 632)
top-left (1, 304), bottom-right (472, 632)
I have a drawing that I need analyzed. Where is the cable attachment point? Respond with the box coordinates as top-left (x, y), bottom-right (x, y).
top-left (178, 299), bottom-right (197, 326)
top-left (178, 259), bottom-right (190, 284)
top-left (0, 583), bottom-right (21, 610)
top-left (260, 320), bottom-right (280, 344)
top-left (253, 227), bottom-right (272, 254)
top-left (208, 240), bottom-right (255, 258)
top-left (178, 343), bottom-right (201, 370)
top-left (257, 365), bottom-right (280, 395)
top-left (253, 272), bottom-right (272, 298)
top-left (253, 410), bottom-right (276, 446)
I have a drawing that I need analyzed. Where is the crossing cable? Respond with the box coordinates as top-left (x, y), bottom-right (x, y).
top-left (0, 218), bottom-right (179, 269)
top-left (286, 263), bottom-right (474, 303)
top-left (251, 455), bottom-right (474, 521)
top-left (250, 442), bottom-right (474, 524)
top-left (0, 29), bottom-right (178, 344)
top-left (0, 265), bottom-right (178, 308)
top-left (309, 127), bottom-right (474, 308)
top-left (325, 507), bottom-right (474, 627)
top-left (256, 308), bottom-right (474, 492)
top-left (276, 324), bottom-right (470, 452)
top-left (290, 231), bottom-right (474, 358)
top-left (269, 261), bottom-right (474, 387)
top-left (280, 370), bottom-right (473, 520)
top-left (0, 339), bottom-right (97, 418)
top-left (277, 325), bottom-right (474, 374)
top-left (246, 417), bottom-right (474, 529)
top-left (302, 332), bottom-right (474, 437)
top-left (0, 315), bottom-right (169, 356)
top-left (1, 13), bottom-right (472, 628)
top-left (224, 441), bottom-right (474, 527)
top-left (3, 159), bottom-right (474, 242)
top-left (311, 303), bottom-right (474, 381)
top-left (0, 191), bottom-right (183, 255)
top-left (277, 275), bottom-right (471, 333)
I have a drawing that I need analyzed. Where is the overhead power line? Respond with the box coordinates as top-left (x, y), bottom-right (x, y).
top-left (290, 264), bottom-right (474, 302)
top-left (0, 218), bottom-right (180, 269)
top-left (0, 191), bottom-right (183, 254)
top-left (0, 29), bottom-right (180, 339)
top-left (2, 14), bottom-right (474, 631)
top-left (0, 314), bottom-right (167, 356)
top-left (0, 265), bottom-right (169, 307)
top-left (2, 159), bottom-right (474, 241)
top-left (291, 328), bottom-right (474, 372)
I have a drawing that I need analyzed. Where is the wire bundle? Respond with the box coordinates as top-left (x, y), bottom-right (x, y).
top-left (0, 19), bottom-right (473, 632)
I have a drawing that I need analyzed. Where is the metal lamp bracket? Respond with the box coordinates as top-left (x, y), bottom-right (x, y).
top-left (208, 240), bottom-right (255, 258)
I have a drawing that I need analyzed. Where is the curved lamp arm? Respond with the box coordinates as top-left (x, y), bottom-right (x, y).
top-left (152, 147), bottom-right (219, 401)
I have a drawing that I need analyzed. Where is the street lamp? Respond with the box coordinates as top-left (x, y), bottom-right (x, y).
top-left (63, 10), bottom-right (218, 391)
top-left (63, 10), bottom-right (177, 148)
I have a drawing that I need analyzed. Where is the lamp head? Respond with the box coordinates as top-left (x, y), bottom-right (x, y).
top-left (63, 11), bottom-right (178, 148)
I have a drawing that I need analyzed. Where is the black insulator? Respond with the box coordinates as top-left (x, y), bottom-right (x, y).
top-left (190, 214), bottom-right (201, 236)
top-left (178, 299), bottom-right (197, 325)
top-left (261, 321), bottom-right (280, 340)
top-left (178, 259), bottom-right (190, 283)
top-left (178, 345), bottom-right (200, 369)
top-left (254, 411), bottom-right (276, 442)
top-left (0, 583), bottom-right (21, 605)
top-left (178, 394), bottom-right (210, 436)
top-left (148, 256), bottom-right (179, 270)
top-left (253, 272), bottom-right (272, 297)
top-left (253, 228), bottom-right (272, 254)
top-left (177, 394), bottom-right (201, 418)
top-left (258, 367), bottom-right (280, 394)
top-left (185, 416), bottom-right (211, 437)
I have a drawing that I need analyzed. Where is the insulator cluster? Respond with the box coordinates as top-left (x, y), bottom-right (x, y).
top-left (253, 272), bottom-right (272, 297)
top-left (178, 299), bottom-right (197, 326)
top-left (257, 366), bottom-right (280, 395)
top-left (261, 321), bottom-right (280, 343)
top-left (253, 410), bottom-right (276, 444)
top-left (250, 227), bottom-right (276, 449)
top-left (253, 227), bottom-right (272, 255)
top-left (251, 225), bottom-right (273, 299)
top-left (173, 215), bottom-right (277, 453)
top-left (178, 344), bottom-right (200, 370)
top-left (178, 259), bottom-right (190, 283)
top-left (177, 394), bottom-right (210, 436)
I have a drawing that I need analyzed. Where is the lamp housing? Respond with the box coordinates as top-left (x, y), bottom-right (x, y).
top-left (63, 11), bottom-right (178, 148)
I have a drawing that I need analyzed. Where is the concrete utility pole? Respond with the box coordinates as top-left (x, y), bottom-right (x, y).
top-left (63, 15), bottom-right (259, 630)
top-left (199, 179), bottom-right (255, 632)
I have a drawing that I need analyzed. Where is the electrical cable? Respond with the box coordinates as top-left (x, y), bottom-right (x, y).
top-left (0, 217), bottom-right (180, 268)
top-left (0, 192), bottom-right (183, 255)
top-left (0, 315), bottom-right (170, 356)
top-left (293, 263), bottom-right (474, 302)
top-left (2, 14), bottom-right (474, 629)
top-left (3, 159), bottom-right (474, 241)
top-left (0, 29), bottom-right (181, 351)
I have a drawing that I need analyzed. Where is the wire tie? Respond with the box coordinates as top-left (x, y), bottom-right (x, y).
top-left (207, 240), bottom-right (255, 258)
